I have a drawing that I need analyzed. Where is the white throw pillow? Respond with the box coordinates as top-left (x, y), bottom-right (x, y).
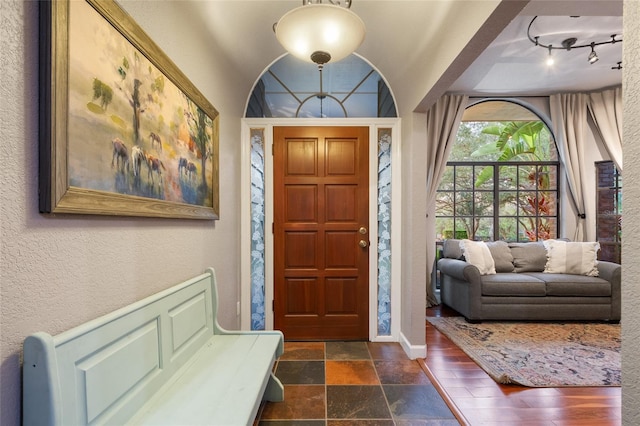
top-left (460, 239), bottom-right (496, 275)
top-left (543, 239), bottom-right (600, 276)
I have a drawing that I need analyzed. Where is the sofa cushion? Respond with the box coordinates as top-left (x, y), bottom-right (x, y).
top-left (460, 240), bottom-right (496, 275)
top-left (480, 273), bottom-right (546, 297)
top-left (524, 272), bottom-right (611, 297)
top-left (442, 239), bottom-right (464, 259)
top-left (486, 241), bottom-right (515, 273)
top-left (543, 239), bottom-right (600, 277)
top-left (508, 242), bottom-right (547, 272)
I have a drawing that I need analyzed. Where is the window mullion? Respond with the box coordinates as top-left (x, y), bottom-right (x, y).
top-left (494, 165), bottom-right (500, 241)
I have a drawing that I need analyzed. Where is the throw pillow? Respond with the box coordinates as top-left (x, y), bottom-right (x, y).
top-left (485, 241), bottom-right (515, 273)
top-left (460, 239), bottom-right (496, 275)
top-left (543, 239), bottom-right (600, 276)
top-left (442, 239), bottom-right (464, 260)
top-left (508, 242), bottom-right (547, 272)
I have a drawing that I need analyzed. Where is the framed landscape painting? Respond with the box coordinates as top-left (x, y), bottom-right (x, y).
top-left (39, 0), bottom-right (219, 219)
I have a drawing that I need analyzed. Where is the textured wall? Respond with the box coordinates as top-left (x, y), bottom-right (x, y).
top-left (400, 113), bottom-right (428, 349)
top-left (622, 1), bottom-right (640, 423)
top-left (0, 2), bottom-right (245, 425)
top-left (3, 1), bottom-right (637, 425)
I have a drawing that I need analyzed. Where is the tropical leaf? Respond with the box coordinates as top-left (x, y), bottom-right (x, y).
top-left (473, 120), bottom-right (547, 186)
top-left (475, 165), bottom-right (494, 186)
top-left (496, 138), bottom-right (539, 162)
top-left (480, 124), bottom-right (503, 136)
top-left (480, 121), bottom-right (545, 154)
top-left (471, 143), bottom-right (501, 157)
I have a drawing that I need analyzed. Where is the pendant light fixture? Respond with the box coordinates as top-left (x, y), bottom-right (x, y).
top-left (274, 0), bottom-right (366, 66)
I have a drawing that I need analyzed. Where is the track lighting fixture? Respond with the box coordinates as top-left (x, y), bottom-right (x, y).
top-left (527, 16), bottom-right (622, 69)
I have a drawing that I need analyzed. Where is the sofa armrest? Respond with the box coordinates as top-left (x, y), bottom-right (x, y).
top-left (597, 260), bottom-right (621, 285)
top-left (437, 258), bottom-right (483, 321)
top-left (437, 258), bottom-right (482, 284)
top-left (598, 260), bottom-right (621, 320)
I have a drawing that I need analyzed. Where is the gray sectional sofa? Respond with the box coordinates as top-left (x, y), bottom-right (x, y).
top-left (437, 239), bottom-right (621, 322)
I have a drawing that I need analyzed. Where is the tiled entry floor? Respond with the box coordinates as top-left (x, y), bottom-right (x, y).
top-left (257, 341), bottom-right (458, 425)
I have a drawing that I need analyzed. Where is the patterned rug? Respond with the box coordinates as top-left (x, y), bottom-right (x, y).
top-left (427, 317), bottom-right (621, 387)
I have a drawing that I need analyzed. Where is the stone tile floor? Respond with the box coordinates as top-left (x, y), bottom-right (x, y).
top-left (257, 341), bottom-right (458, 425)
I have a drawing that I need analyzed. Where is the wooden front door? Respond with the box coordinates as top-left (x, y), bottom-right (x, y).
top-left (273, 126), bottom-right (369, 340)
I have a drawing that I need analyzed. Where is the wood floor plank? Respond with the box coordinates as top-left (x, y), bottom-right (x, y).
top-left (423, 305), bottom-right (622, 426)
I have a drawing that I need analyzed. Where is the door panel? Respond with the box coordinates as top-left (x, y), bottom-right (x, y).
top-left (274, 126), bottom-right (369, 340)
top-left (325, 186), bottom-right (357, 221)
top-left (285, 186), bottom-right (317, 221)
top-left (284, 232), bottom-right (317, 268)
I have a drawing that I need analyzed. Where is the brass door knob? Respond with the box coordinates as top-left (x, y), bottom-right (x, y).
top-left (359, 240), bottom-right (369, 248)
top-left (359, 226), bottom-right (368, 235)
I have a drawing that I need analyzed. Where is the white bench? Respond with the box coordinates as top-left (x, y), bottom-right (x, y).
top-left (22, 267), bottom-right (284, 425)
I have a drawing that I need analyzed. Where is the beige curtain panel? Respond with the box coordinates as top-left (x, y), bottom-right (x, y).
top-left (589, 86), bottom-right (623, 172)
top-left (425, 94), bottom-right (468, 307)
top-left (550, 92), bottom-right (589, 242)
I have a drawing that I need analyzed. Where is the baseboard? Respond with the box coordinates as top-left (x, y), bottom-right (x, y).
top-left (371, 335), bottom-right (396, 343)
top-left (399, 331), bottom-right (427, 359)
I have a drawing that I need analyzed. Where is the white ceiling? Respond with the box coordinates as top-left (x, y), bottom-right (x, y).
top-left (176, 0), bottom-right (524, 114)
top-left (172, 0), bottom-right (622, 113)
top-left (449, 0), bottom-right (623, 96)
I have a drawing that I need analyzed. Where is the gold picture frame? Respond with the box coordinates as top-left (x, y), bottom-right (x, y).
top-left (39, 0), bottom-right (219, 219)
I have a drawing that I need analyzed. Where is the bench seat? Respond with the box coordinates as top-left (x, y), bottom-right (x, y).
top-left (23, 267), bottom-right (284, 426)
top-left (130, 334), bottom-right (282, 425)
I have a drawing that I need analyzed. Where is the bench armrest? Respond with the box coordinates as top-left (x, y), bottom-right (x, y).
top-left (23, 332), bottom-right (61, 426)
top-left (214, 326), bottom-right (285, 358)
top-left (206, 267), bottom-right (285, 357)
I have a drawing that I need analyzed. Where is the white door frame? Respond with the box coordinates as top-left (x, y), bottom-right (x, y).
top-left (240, 118), bottom-right (401, 342)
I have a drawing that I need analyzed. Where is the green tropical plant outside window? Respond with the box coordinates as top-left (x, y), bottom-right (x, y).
top-left (436, 101), bottom-right (559, 243)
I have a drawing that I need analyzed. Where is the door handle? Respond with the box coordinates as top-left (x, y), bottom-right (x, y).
top-left (359, 226), bottom-right (368, 235)
top-left (359, 240), bottom-right (369, 248)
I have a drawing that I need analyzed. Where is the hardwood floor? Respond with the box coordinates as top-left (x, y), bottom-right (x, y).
top-left (419, 305), bottom-right (622, 426)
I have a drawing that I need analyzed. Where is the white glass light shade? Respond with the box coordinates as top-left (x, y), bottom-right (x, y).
top-left (275, 4), bottom-right (366, 64)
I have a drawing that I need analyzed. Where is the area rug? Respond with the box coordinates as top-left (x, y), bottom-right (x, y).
top-left (426, 317), bottom-right (620, 387)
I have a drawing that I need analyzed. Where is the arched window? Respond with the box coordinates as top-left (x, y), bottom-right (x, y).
top-left (246, 54), bottom-right (396, 118)
top-left (435, 100), bottom-right (559, 242)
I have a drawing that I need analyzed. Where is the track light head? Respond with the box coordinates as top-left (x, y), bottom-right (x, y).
top-left (587, 43), bottom-right (599, 64)
top-left (546, 45), bottom-right (554, 66)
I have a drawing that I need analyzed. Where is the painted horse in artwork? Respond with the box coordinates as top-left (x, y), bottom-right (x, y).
top-left (146, 154), bottom-right (165, 185)
top-left (187, 161), bottom-right (198, 180)
top-left (178, 157), bottom-right (188, 176)
top-left (149, 132), bottom-right (162, 152)
top-left (131, 145), bottom-right (145, 177)
top-left (186, 162), bottom-right (197, 181)
top-left (111, 138), bottom-right (129, 172)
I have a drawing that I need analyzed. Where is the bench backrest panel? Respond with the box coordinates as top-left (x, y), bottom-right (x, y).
top-left (23, 269), bottom-right (219, 426)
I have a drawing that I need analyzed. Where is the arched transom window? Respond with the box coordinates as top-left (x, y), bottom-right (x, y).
top-left (246, 54), bottom-right (396, 118)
